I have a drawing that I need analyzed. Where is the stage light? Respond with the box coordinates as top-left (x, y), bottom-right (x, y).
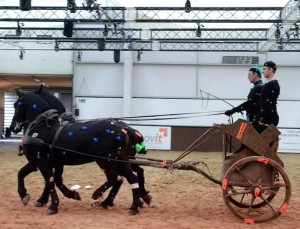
top-left (63, 21), bottom-right (74, 38)
top-left (113, 50), bottom-right (120, 63)
top-left (103, 24), bottom-right (108, 37)
top-left (84, 0), bottom-right (97, 11)
top-left (185, 0), bottom-right (191, 13)
top-left (97, 38), bottom-right (105, 51)
top-left (275, 23), bottom-right (281, 39)
top-left (67, 0), bottom-right (77, 13)
top-left (16, 22), bottom-right (22, 36)
top-left (19, 50), bottom-right (25, 60)
top-left (196, 23), bottom-right (204, 38)
top-left (54, 40), bottom-right (59, 52)
top-left (285, 32), bottom-right (290, 44)
top-left (20, 0), bottom-right (31, 11)
top-left (295, 23), bottom-right (299, 38)
top-left (77, 51), bottom-right (82, 61)
top-left (137, 50), bottom-right (143, 62)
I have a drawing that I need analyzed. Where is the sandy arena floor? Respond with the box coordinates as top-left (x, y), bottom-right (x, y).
top-left (0, 140), bottom-right (299, 229)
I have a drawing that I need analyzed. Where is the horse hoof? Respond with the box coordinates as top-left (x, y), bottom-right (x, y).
top-left (34, 201), bottom-right (46, 207)
top-left (141, 194), bottom-right (152, 206)
top-left (47, 208), bottom-right (58, 215)
top-left (73, 191), bottom-right (81, 201)
top-left (99, 202), bottom-right (108, 209)
top-left (90, 198), bottom-right (101, 207)
top-left (22, 194), bottom-right (30, 206)
top-left (129, 206), bottom-right (139, 215)
top-left (138, 201), bottom-right (144, 208)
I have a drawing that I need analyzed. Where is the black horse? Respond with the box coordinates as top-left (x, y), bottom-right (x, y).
top-left (17, 87), bottom-right (82, 207)
top-left (10, 90), bottom-right (142, 215)
top-left (17, 86), bottom-right (151, 209)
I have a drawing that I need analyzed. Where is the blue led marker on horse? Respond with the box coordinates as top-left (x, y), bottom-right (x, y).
top-left (10, 90), bottom-right (141, 215)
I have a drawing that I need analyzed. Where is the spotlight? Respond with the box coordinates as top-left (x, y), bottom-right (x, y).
top-left (63, 21), bottom-right (74, 38)
top-left (196, 23), bottom-right (204, 38)
top-left (16, 22), bottom-right (22, 36)
top-left (113, 50), bottom-right (120, 63)
top-left (19, 50), bottom-right (25, 60)
top-left (185, 0), bottom-right (191, 13)
top-left (285, 32), bottom-right (290, 44)
top-left (97, 38), bottom-right (105, 51)
top-left (137, 50), bottom-right (143, 62)
top-left (67, 0), bottom-right (77, 13)
top-left (54, 40), bottom-right (59, 52)
top-left (275, 23), bottom-right (281, 39)
top-left (295, 23), bottom-right (299, 38)
top-left (77, 51), bottom-right (82, 61)
top-left (84, 0), bottom-right (97, 11)
top-left (20, 0), bottom-right (31, 11)
top-left (103, 24), bottom-right (108, 37)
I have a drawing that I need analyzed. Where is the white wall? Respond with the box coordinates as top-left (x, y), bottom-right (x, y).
top-left (0, 50), bottom-right (73, 74)
top-left (73, 63), bottom-right (123, 96)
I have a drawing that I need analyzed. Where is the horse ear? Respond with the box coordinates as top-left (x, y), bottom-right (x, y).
top-left (15, 88), bottom-right (24, 98)
top-left (34, 84), bottom-right (44, 94)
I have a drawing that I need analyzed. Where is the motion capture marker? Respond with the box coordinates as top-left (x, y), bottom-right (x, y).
top-left (115, 135), bottom-right (122, 141)
top-left (81, 125), bottom-right (88, 131)
top-left (32, 103), bottom-right (37, 110)
top-left (17, 101), bottom-right (23, 107)
top-left (67, 131), bottom-right (74, 137)
top-left (92, 137), bottom-right (99, 143)
top-left (70, 185), bottom-right (81, 190)
top-left (105, 129), bottom-right (112, 134)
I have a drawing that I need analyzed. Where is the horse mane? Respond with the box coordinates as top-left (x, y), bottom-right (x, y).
top-left (34, 84), bottom-right (66, 115)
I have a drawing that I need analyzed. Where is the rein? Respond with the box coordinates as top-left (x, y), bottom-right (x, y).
top-left (74, 110), bottom-right (226, 122)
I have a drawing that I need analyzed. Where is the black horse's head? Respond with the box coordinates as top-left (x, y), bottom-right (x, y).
top-left (34, 84), bottom-right (66, 115)
top-left (10, 89), bottom-right (51, 133)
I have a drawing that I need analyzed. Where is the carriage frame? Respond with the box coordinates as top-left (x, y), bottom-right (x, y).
top-left (132, 119), bottom-right (291, 224)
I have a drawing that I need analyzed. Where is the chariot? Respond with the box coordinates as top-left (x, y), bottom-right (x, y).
top-left (133, 119), bottom-right (291, 224)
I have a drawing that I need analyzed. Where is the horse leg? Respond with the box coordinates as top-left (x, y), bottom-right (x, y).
top-left (36, 157), bottom-right (59, 215)
top-left (17, 161), bottom-right (38, 205)
top-left (132, 164), bottom-right (152, 205)
top-left (92, 160), bottom-right (119, 207)
top-left (100, 177), bottom-right (124, 208)
top-left (119, 162), bottom-right (141, 215)
top-left (33, 185), bottom-right (50, 207)
top-left (54, 164), bottom-right (81, 201)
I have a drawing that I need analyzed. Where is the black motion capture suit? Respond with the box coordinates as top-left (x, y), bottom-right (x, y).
top-left (225, 66), bottom-right (264, 122)
top-left (256, 80), bottom-right (280, 126)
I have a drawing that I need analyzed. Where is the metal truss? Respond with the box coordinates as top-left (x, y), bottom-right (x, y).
top-left (134, 7), bottom-right (282, 23)
top-left (0, 4), bottom-right (300, 52)
top-left (0, 27), bottom-right (271, 41)
top-left (1, 39), bottom-right (300, 52)
top-left (258, 0), bottom-right (300, 53)
top-left (0, 6), bottom-right (282, 23)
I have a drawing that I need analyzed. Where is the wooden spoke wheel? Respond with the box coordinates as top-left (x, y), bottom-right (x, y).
top-left (222, 156), bottom-right (291, 224)
top-left (227, 186), bottom-right (276, 209)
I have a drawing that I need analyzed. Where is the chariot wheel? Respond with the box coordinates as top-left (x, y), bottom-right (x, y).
top-left (222, 156), bottom-right (291, 224)
top-left (227, 186), bottom-right (276, 209)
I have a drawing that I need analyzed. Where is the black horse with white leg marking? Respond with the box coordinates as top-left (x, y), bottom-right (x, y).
top-left (10, 91), bottom-right (142, 215)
